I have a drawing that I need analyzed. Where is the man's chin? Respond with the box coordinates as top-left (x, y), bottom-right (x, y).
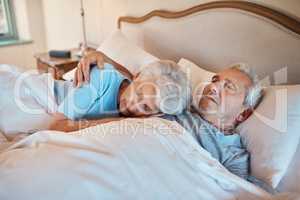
top-left (198, 102), bottom-right (217, 114)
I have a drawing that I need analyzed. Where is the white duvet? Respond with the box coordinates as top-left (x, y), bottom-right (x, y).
top-left (0, 65), bottom-right (56, 137)
top-left (0, 118), bottom-right (272, 200)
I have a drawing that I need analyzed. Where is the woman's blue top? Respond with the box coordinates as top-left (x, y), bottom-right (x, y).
top-left (54, 63), bottom-right (127, 120)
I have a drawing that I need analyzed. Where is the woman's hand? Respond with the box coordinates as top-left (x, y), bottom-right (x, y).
top-left (74, 51), bottom-right (105, 87)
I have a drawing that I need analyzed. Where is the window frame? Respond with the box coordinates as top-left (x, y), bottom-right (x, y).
top-left (0, 0), bottom-right (18, 41)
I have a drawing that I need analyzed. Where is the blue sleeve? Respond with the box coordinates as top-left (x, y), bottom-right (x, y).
top-left (57, 83), bottom-right (99, 120)
top-left (57, 66), bottom-right (102, 120)
top-left (57, 64), bottom-right (124, 120)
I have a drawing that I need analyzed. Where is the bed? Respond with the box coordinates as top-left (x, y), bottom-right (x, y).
top-left (1, 1), bottom-right (300, 199)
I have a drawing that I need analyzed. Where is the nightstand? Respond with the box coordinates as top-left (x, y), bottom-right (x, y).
top-left (34, 48), bottom-right (95, 80)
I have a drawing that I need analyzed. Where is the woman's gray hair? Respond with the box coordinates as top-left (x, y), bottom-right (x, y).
top-left (139, 60), bottom-right (191, 115)
top-left (231, 64), bottom-right (263, 109)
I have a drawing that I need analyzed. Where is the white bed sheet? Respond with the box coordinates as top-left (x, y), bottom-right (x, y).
top-left (0, 118), bottom-right (271, 200)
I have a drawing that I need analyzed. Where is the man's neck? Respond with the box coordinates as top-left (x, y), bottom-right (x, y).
top-left (199, 113), bottom-right (235, 134)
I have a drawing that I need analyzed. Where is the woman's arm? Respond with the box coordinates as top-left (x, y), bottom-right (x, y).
top-left (49, 114), bottom-right (124, 132)
top-left (74, 51), bottom-right (133, 87)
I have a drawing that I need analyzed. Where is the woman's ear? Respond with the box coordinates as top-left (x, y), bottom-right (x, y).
top-left (236, 108), bottom-right (253, 124)
top-left (134, 72), bottom-right (141, 79)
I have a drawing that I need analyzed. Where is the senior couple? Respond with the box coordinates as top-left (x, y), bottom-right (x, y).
top-left (48, 51), bottom-right (267, 188)
top-left (50, 51), bottom-right (263, 135)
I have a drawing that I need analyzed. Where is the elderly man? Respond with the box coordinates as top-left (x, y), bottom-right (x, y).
top-left (163, 65), bottom-right (263, 175)
top-left (162, 64), bottom-right (270, 191)
top-left (49, 52), bottom-right (190, 132)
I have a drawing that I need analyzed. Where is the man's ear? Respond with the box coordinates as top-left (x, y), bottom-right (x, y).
top-left (236, 108), bottom-right (253, 124)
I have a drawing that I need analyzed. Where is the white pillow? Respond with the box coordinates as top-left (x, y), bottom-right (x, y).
top-left (97, 30), bottom-right (159, 75)
top-left (63, 30), bottom-right (159, 81)
top-left (237, 85), bottom-right (300, 188)
top-left (178, 58), bottom-right (215, 91)
top-left (276, 142), bottom-right (300, 193)
top-left (62, 68), bottom-right (76, 81)
top-left (177, 58), bottom-right (216, 108)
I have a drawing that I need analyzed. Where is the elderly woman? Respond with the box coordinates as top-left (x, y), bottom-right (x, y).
top-left (49, 52), bottom-right (191, 132)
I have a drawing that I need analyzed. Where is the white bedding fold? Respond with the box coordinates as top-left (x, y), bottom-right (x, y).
top-left (0, 118), bottom-right (271, 200)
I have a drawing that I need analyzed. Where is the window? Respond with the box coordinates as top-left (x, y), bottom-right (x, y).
top-left (0, 0), bottom-right (17, 41)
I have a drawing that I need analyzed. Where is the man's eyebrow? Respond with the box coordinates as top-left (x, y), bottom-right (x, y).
top-left (212, 75), bottom-right (220, 81)
top-left (224, 78), bottom-right (233, 83)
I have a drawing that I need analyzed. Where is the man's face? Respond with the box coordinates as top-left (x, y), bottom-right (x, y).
top-left (197, 68), bottom-right (252, 128)
top-left (119, 77), bottom-right (160, 117)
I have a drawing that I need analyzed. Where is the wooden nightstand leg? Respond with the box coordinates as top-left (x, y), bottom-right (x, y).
top-left (48, 67), bottom-right (57, 79)
top-left (37, 59), bottom-right (57, 79)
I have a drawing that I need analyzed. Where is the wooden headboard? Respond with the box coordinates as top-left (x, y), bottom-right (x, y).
top-left (117, 1), bottom-right (300, 84)
top-left (118, 1), bottom-right (300, 35)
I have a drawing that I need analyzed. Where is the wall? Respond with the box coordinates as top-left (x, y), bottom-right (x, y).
top-left (42, 0), bottom-right (102, 50)
top-left (2, 0), bottom-right (298, 70)
top-left (100, 0), bottom-right (300, 38)
top-left (41, 0), bottom-right (300, 49)
top-left (0, 0), bottom-right (47, 70)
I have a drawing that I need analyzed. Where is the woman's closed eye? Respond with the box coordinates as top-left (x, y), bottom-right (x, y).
top-left (142, 104), bottom-right (152, 112)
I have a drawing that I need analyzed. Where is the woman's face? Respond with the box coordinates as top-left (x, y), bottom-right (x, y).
top-left (119, 78), bottom-right (160, 117)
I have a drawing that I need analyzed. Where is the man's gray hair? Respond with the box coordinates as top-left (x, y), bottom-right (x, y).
top-left (231, 64), bottom-right (263, 109)
top-left (139, 60), bottom-right (191, 115)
